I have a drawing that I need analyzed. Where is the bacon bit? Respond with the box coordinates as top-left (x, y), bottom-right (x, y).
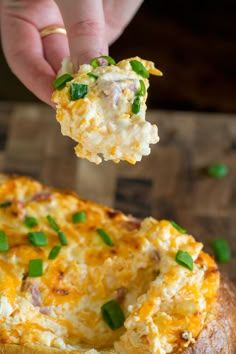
top-left (121, 218), bottom-right (141, 231)
top-left (106, 210), bottom-right (122, 219)
top-left (31, 191), bottom-right (52, 202)
top-left (98, 57), bottom-right (108, 66)
top-left (29, 284), bottom-right (41, 307)
top-left (10, 201), bottom-right (26, 219)
top-left (53, 288), bottom-right (69, 296)
top-left (116, 287), bottom-right (127, 303)
top-left (58, 271), bottom-right (64, 281)
top-left (39, 307), bottom-right (51, 315)
top-left (103, 82), bottom-right (122, 107)
top-left (151, 249), bottom-right (161, 262)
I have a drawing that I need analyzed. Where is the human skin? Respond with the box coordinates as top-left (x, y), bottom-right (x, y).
top-left (0, 0), bottom-right (143, 106)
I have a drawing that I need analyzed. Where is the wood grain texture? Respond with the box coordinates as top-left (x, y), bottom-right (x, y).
top-left (0, 103), bottom-right (235, 281)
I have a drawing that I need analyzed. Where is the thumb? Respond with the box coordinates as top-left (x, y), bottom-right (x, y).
top-left (55, 0), bottom-right (108, 71)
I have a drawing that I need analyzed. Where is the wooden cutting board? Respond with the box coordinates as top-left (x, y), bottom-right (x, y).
top-left (0, 103), bottom-right (235, 281)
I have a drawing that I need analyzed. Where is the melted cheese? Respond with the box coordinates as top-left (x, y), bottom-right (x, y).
top-left (52, 57), bottom-right (162, 164)
top-left (0, 175), bottom-right (219, 353)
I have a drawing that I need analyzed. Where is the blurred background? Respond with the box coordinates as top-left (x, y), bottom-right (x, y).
top-left (0, 0), bottom-right (236, 112)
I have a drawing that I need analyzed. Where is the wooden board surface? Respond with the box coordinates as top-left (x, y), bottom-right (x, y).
top-left (0, 102), bottom-right (235, 281)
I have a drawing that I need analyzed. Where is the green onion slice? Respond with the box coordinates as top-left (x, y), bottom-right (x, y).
top-left (47, 215), bottom-right (60, 232)
top-left (72, 211), bottom-right (86, 223)
top-left (28, 231), bottom-right (48, 247)
top-left (58, 230), bottom-right (68, 246)
top-left (207, 163), bottom-right (229, 178)
top-left (46, 215), bottom-right (68, 246)
top-left (0, 230), bottom-right (8, 251)
top-left (90, 55), bottom-right (116, 69)
top-left (48, 245), bottom-right (61, 260)
top-left (53, 73), bottom-right (73, 90)
top-left (175, 250), bottom-right (193, 271)
top-left (28, 259), bottom-right (43, 277)
top-left (101, 299), bottom-right (125, 330)
top-left (0, 201), bottom-right (12, 208)
top-left (137, 80), bottom-right (146, 96)
top-left (70, 83), bottom-right (88, 100)
top-left (24, 216), bottom-right (38, 228)
top-left (87, 72), bottom-right (99, 80)
top-left (211, 238), bottom-right (231, 263)
top-left (130, 60), bottom-right (150, 78)
top-left (170, 221), bottom-right (186, 233)
top-left (96, 228), bottom-right (114, 247)
top-left (132, 96), bottom-right (141, 114)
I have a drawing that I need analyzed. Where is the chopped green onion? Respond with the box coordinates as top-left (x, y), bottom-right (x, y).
top-left (101, 299), bottom-right (125, 330)
top-left (69, 83), bottom-right (88, 100)
top-left (211, 238), bottom-right (231, 263)
top-left (90, 55), bottom-right (116, 69)
top-left (170, 221), bottom-right (186, 233)
top-left (28, 231), bottom-right (48, 247)
top-left (46, 215), bottom-right (68, 246)
top-left (0, 230), bottom-right (8, 251)
top-left (96, 228), bottom-right (114, 247)
top-left (24, 216), bottom-right (38, 228)
top-left (58, 230), bottom-right (68, 246)
top-left (175, 250), bottom-right (193, 271)
top-left (207, 163), bottom-right (229, 178)
top-left (28, 259), bottom-right (43, 277)
top-left (72, 211), bottom-right (86, 223)
top-left (132, 96), bottom-right (141, 114)
top-left (87, 72), bottom-right (99, 80)
top-left (0, 201), bottom-right (12, 208)
top-left (47, 215), bottom-right (60, 232)
top-left (137, 80), bottom-right (146, 96)
top-left (52, 73), bottom-right (73, 90)
top-left (48, 245), bottom-right (61, 260)
top-left (130, 60), bottom-right (149, 78)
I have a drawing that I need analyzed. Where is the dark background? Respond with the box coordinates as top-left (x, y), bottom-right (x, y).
top-left (0, 0), bottom-right (236, 113)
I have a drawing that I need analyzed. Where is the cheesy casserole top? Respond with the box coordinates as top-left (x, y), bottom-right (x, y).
top-left (51, 57), bottom-right (162, 165)
top-left (0, 175), bottom-right (219, 353)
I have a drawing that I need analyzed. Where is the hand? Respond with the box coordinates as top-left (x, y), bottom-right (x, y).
top-left (0, 0), bottom-right (143, 106)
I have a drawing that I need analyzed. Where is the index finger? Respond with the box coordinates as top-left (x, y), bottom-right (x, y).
top-left (55, 0), bottom-right (108, 70)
